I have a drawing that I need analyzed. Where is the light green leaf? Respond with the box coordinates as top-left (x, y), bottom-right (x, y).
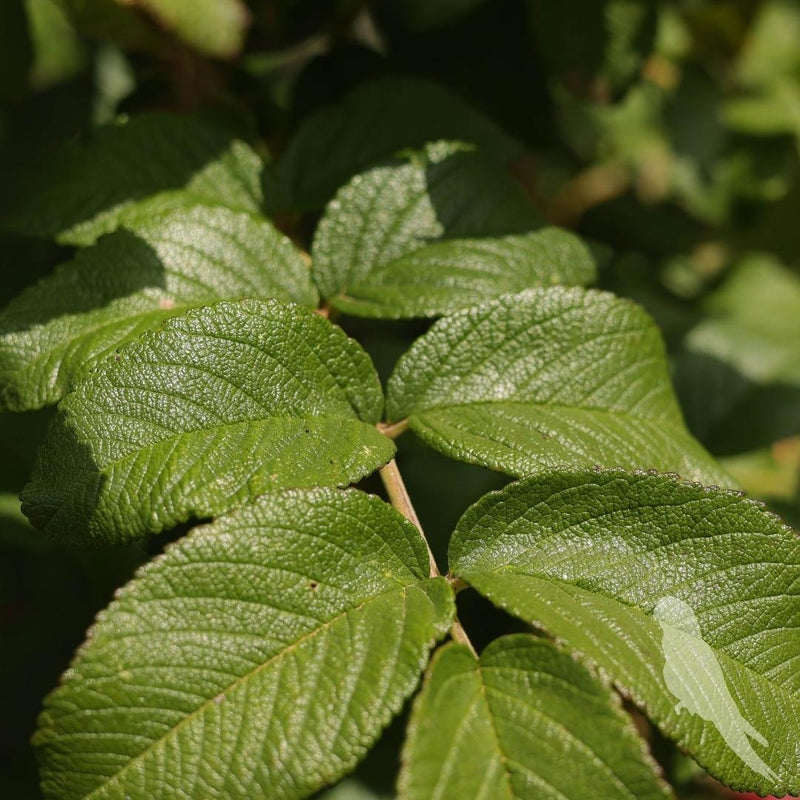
top-left (22, 299), bottom-right (394, 544)
top-left (134, 0), bottom-right (249, 58)
top-left (400, 635), bottom-right (672, 800)
top-left (0, 205), bottom-right (317, 411)
top-left (311, 141), bottom-right (541, 306)
top-left (386, 288), bottom-right (729, 485)
top-left (270, 78), bottom-right (524, 212)
top-left (35, 487), bottom-right (455, 800)
top-left (449, 469), bottom-right (800, 795)
top-left (331, 227), bottom-right (598, 319)
top-left (3, 113), bottom-right (264, 245)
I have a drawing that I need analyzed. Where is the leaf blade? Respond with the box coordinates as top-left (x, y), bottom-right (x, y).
top-left (311, 141), bottom-right (541, 310)
top-left (22, 299), bottom-right (394, 543)
top-left (3, 113), bottom-right (264, 245)
top-left (400, 635), bottom-right (673, 800)
top-left (387, 288), bottom-right (728, 485)
top-left (0, 205), bottom-right (317, 410)
top-left (449, 469), bottom-right (800, 795)
top-left (35, 488), bottom-right (455, 800)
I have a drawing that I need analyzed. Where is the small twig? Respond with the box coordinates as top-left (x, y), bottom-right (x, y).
top-left (376, 419), bottom-right (409, 439)
top-left (379, 458), bottom-right (438, 577)
top-left (314, 305), bottom-right (331, 319)
top-left (450, 619), bottom-right (478, 657)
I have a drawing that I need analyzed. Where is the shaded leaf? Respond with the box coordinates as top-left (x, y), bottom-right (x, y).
top-left (401, 635), bottom-right (672, 800)
top-left (270, 78), bottom-right (524, 211)
top-left (311, 141), bottom-right (541, 309)
top-left (22, 299), bottom-right (394, 543)
top-left (0, 205), bottom-right (317, 411)
top-left (449, 469), bottom-right (800, 795)
top-left (35, 487), bottom-right (454, 800)
top-left (3, 113), bottom-right (264, 245)
top-left (386, 288), bottom-right (729, 485)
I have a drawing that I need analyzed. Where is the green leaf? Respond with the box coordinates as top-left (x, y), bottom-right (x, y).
top-left (133, 0), bottom-right (249, 58)
top-left (400, 635), bottom-right (672, 800)
top-left (331, 227), bottom-right (598, 319)
top-left (270, 78), bottom-right (524, 212)
top-left (0, 205), bottom-right (318, 411)
top-left (674, 255), bottom-right (800, 454)
top-left (35, 487), bottom-right (455, 800)
top-left (311, 141), bottom-right (541, 309)
top-left (449, 469), bottom-right (800, 796)
top-left (22, 299), bottom-right (394, 544)
top-left (386, 288), bottom-right (729, 485)
top-left (3, 113), bottom-right (264, 245)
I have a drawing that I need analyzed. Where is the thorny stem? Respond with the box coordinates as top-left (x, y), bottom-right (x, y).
top-left (378, 458), bottom-right (478, 658)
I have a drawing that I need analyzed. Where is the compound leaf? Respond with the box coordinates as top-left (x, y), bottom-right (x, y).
top-left (22, 299), bottom-right (394, 544)
top-left (386, 288), bottom-right (728, 485)
top-left (270, 77), bottom-right (524, 212)
top-left (449, 469), bottom-right (800, 796)
top-left (35, 487), bottom-right (455, 800)
top-left (0, 205), bottom-right (317, 411)
top-left (400, 635), bottom-right (672, 800)
top-left (3, 113), bottom-right (264, 245)
top-left (332, 227), bottom-right (598, 319)
top-left (311, 141), bottom-right (541, 308)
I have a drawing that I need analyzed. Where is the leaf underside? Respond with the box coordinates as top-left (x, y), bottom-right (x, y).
top-left (35, 488), bottom-right (455, 800)
top-left (450, 469), bottom-right (800, 795)
top-left (22, 299), bottom-right (394, 544)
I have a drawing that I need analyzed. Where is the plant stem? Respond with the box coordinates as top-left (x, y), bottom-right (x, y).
top-left (379, 458), bottom-right (438, 577)
top-left (376, 419), bottom-right (409, 439)
top-left (378, 457), bottom-right (478, 658)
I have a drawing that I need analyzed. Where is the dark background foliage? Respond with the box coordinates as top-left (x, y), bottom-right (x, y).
top-left (1, 1), bottom-right (799, 797)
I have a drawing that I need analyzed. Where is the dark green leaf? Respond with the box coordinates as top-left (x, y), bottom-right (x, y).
top-left (401, 635), bottom-right (672, 800)
top-left (0, 205), bottom-right (317, 411)
top-left (3, 113), bottom-right (264, 245)
top-left (36, 488), bottom-right (454, 800)
top-left (22, 299), bottom-right (394, 543)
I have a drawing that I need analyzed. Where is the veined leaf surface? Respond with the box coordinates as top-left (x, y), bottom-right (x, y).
top-left (386, 288), bottom-right (728, 485)
top-left (449, 469), bottom-right (800, 795)
top-left (3, 113), bottom-right (264, 245)
top-left (332, 227), bottom-right (598, 319)
top-left (400, 635), bottom-right (672, 800)
top-left (0, 205), bottom-right (317, 411)
top-left (36, 488), bottom-right (454, 800)
top-left (22, 299), bottom-right (394, 543)
top-left (311, 141), bottom-right (541, 307)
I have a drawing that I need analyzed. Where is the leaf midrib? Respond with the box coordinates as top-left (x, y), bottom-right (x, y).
top-left (81, 583), bottom-right (418, 799)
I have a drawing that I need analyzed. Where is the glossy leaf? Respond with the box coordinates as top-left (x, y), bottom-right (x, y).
top-left (311, 141), bottom-right (541, 305)
top-left (401, 635), bottom-right (672, 800)
top-left (386, 288), bottom-right (729, 485)
top-left (22, 299), bottom-right (394, 544)
top-left (0, 205), bottom-right (317, 411)
top-left (3, 113), bottom-right (264, 245)
top-left (35, 488), bottom-right (455, 800)
top-left (449, 469), bottom-right (800, 795)
top-left (270, 78), bottom-right (524, 211)
top-left (332, 227), bottom-right (598, 319)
